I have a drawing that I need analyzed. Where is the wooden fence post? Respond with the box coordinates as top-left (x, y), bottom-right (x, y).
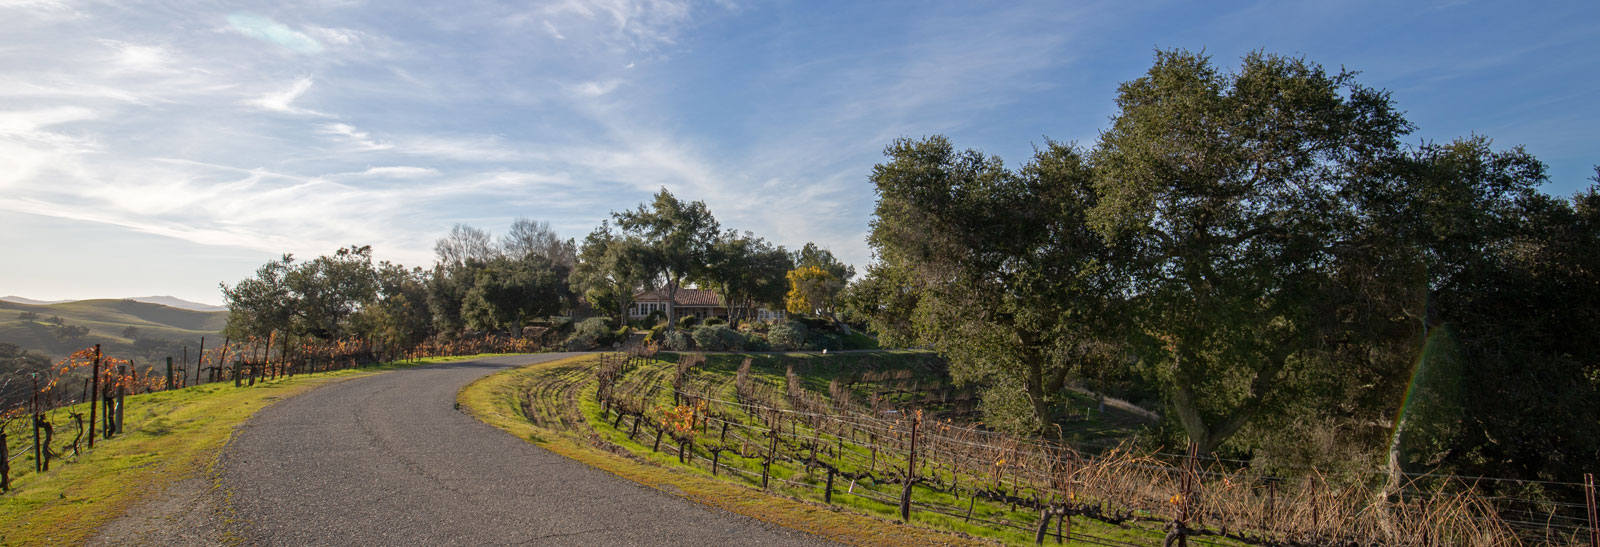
top-left (88, 344), bottom-right (100, 448)
top-left (825, 467), bottom-right (835, 504)
top-left (763, 427), bottom-right (777, 489)
top-left (115, 365), bottom-right (126, 435)
top-left (1034, 508), bottom-right (1051, 545)
top-left (1584, 472), bottom-right (1597, 547)
top-left (31, 375), bottom-right (42, 472)
top-left (901, 409), bottom-right (920, 522)
top-left (166, 356), bottom-right (174, 390)
top-left (0, 427), bottom-right (9, 491)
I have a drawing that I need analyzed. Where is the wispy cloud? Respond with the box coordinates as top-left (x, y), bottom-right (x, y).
top-left (4, 0), bottom-right (1594, 304)
top-left (319, 122), bottom-right (390, 150)
top-left (249, 76), bottom-right (328, 116)
top-left (226, 13), bottom-right (324, 54)
top-left (349, 165), bottom-right (438, 178)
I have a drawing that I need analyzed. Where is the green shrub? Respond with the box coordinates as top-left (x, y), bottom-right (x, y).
top-left (767, 320), bottom-right (808, 351)
top-left (566, 317), bottom-right (618, 350)
top-left (662, 330), bottom-right (692, 351)
top-left (692, 325), bottom-right (746, 351)
top-left (841, 331), bottom-right (880, 350)
top-left (677, 315), bottom-right (700, 329)
top-left (792, 316), bottom-right (831, 332)
top-left (743, 333), bottom-right (772, 352)
top-left (644, 310), bottom-right (667, 327)
top-left (806, 332), bottom-right (843, 352)
top-left (703, 317), bottom-right (726, 327)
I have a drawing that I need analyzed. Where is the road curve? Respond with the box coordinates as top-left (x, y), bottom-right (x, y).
top-left (219, 354), bottom-right (829, 546)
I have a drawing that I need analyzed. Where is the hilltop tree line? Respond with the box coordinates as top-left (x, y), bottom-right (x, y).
top-left (852, 50), bottom-right (1600, 491)
top-left (221, 196), bottom-right (858, 355)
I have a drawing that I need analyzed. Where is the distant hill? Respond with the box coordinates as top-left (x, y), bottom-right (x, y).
top-left (0, 299), bottom-right (227, 362)
top-left (0, 296), bottom-right (72, 306)
top-left (0, 295), bottom-right (226, 312)
top-left (125, 296), bottom-right (227, 312)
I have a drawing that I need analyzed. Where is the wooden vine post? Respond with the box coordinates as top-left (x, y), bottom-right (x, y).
top-left (166, 356), bottom-right (174, 390)
top-left (115, 365), bottom-right (127, 435)
top-left (901, 409), bottom-right (921, 522)
top-left (1584, 472), bottom-right (1597, 547)
top-left (0, 426), bottom-right (9, 491)
top-left (1165, 442), bottom-right (1199, 547)
top-left (88, 344), bottom-right (100, 448)
top-left (762, 422), bottom-right (778, 489)
top-left (31, 375), bottom-right (42, 472)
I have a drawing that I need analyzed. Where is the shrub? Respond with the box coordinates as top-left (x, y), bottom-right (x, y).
top-left (792, 316), bottom-right (832, 332)
top-left (566, 317), bottom-right (618, 350)
top-left (692, 325), bottom-right (746, 351)
top-left (841, 332), bottom-right (880, 350)
top-left (767, 321), bottom-right (808, 351)
top-left (806, 332), bottom-right (843, 352)
top-left (564, 334), bottom-right (598, 351)
top-left (677, 315), bottom-right (700, 329)
top-left (743, 334), bottom-right (772, 352)
top-left (643, 310), bottom-right (667, 327)
top-left (703, 317), bottom-right (726, 327)
top-left (661, 330), bottom-right (692, 351)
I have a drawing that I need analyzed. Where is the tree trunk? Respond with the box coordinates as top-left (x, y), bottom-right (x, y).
top-left (1168, 348), bottom-right (1288, 454)
top-left (1025, 358), bottom-right (1052, 434)
top-left (824, 310), bottom-right (852, 335)
top-left (665, 280), bottom-right (680, 332)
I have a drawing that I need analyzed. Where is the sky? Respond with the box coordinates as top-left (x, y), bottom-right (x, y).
top-left (2, 0), bottom-right (1596, 306)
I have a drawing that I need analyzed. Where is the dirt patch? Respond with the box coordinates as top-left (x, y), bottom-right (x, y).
top-left (87, 475), bottom-right (227, 546)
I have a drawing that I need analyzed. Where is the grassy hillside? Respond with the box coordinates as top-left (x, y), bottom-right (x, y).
top-left (0, 299), bottom-right (226, 361)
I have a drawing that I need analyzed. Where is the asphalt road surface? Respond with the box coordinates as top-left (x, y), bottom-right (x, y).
top-left (219, 353), bottom-right (830, 546)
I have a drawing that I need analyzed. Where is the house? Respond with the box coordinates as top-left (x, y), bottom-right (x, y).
top-left (629, 288), bottom-right (786, 322)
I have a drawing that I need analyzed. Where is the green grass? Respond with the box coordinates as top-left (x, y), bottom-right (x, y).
top-left (467, 351), bottom-right (1190, 546)
top-left (602, 353), bottom-right (1166, 545)
top-left (0, 353), bottom-right (497, 546)
top-left (459, 354), bottom-right (996, 547)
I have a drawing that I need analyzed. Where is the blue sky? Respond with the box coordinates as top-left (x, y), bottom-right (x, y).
top-left (2, 0), bottom-right (1596, 305)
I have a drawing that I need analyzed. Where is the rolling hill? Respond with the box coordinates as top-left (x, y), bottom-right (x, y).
top-left (0, 299), bottom-right (227, 361)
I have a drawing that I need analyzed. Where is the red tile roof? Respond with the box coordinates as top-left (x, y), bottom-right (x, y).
top-left (633, 288), bottom-right (724, 307)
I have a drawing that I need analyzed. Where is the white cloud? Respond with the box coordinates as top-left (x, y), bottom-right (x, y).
top-left (305, 25), bottom-right (362, 46)
top-left (543, 20), bottom-right (566, 40)
top-left (102, 41), bottom-right (176, 74)
top-left (319, 122), bottom-right (391, 150)
top-left (226, 13), bottom-right (324, 54)
top-left (532, 0), bottom-right (707, 53)
top-left (572, 79), bottom-right (621, 97)
top-left (248, 75), bottom-right (329, 116)
top-left (0, 106), bottom-right (95, 133)
top-left (350, 165), bottom-right (438, 178)
top-left (400, 134), bottom-right (531, 162)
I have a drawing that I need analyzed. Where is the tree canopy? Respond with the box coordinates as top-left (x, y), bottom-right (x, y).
top-left (613, 188), bottom-right (720, 331)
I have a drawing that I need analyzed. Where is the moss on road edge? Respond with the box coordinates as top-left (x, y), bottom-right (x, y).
top-left (456, 354), bottom-right (993, 547)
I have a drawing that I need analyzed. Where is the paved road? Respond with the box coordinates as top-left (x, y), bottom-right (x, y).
top-left (220, 354), bottom-right (829, 546)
